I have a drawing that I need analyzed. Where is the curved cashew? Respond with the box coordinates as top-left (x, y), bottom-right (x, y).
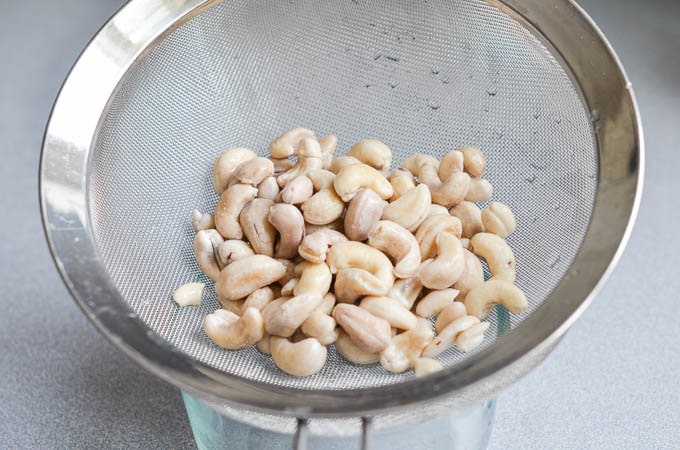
top-left (456, 322), bottom-right (490, 352)
top-left (438, 150), bottom-right (464, 180)
top-left (234, 157), bottom-right (275, 186)
top-left (481, 201), bottom-right (516, 238)
top-left (298, 229), bottom-right (348, 263)
top-left (270, 336), bottom-right (327, 377)
top-left (319, 135), bottom-right (337, 170)
top-left (263, 293), bottom-right (324, 337)
top-left (329, 155), bottom-right (361, 174)
top-left (332, 304), bottom-right (392, 353)
top-left (465, 178), bottom-right (493, 203)
top-left (268, 203), bottom-right (305, 259)
top-left (450, 201), bottom-right (484, 238)
top-left (454, 249), bottom-right (484, 298)
top-left (347, 139), bottom-right (392, 171)
top-left (380, 318), bottom-right (434, 373)
top-left (256, 331), bottom-right (271, 354)
top-left (280, 175), bottom-right (314, 204)
top-left (216, 239), bottom-right (254, 267)
top-left (470, 232), bottom-right (515, 282)
top-left (215, 183), bottom-right (258, 239)
top-left (270, 157), bottom-right (295, 175)
top-left (294, 262), bottom-right (332, 296)
top-left (257, 176), bottom-right (280, 200)
top-left (427, 204), bottom-right (450, 218)
top-left (243, 287), bottom-right (276, 311)
top-left (435, 301), bottom-right (467, 333)
top-left (239, 199), bottom-right (276, 256)
top-left (301, 188), bottom-right (345, 225)
top-left (418, 232), bottom-right (465, 289)
top-left (191, 210), bottom-right (215, 232)
top-left (413, 357), bottom-right (444, 376)
top-left (333, 163), bottom-right (393, 202)
top-left (215, 255), bottom-right (286, 301)
top-left (301, 311), bottom-right (338, 345)
top-left (280, 278), bottom-right (298, 296)
top-left (402, 154), bottom-right (439, 174)
top-left (269, 127), bottom-right (315, 158)
top-left (212, 147), bottom-right (257, 195)
top-left (367, 220), bottom-right (420, 278)
top-left (305, 219), bottom-right (344, 235)
top-left (459, 146), bottom-right (486, 177)
top-left (419, 165), bottom-right (470, 208)
top-left (415, 214), bottom-right (463, 260)
top-left (193, 229), bottom-right (224, 281)
top-left (204, 307), bottom-right (264, 350)
top-left (423, 315), bottom-right (480, 357)
top-left (360, 296), bottom-right (418, 330)
top-left (464, 279), bottom-right (527, 319)
top-left (381, 184), bottom-right (431, 232)
top-left (277, 137), bottom-right (323, 187)
top-left (388, 277), bottom-right (423, 309)
top-left (306, 169), bottom-right (335, 191)
top-left (334, 330), bottom-right (380, 364)
top-left (344, 189), bottom-right (387, 241)
top-left (415, 288), bottom-right (458, 318)
top-left (388, 168), bottom-right (416, 201)
top-left (173, 282), bottom-right (205, 306)
top-left (327, 242), bottom-right (394, 301)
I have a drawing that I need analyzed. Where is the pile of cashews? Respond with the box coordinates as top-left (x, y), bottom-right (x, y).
top-left (174, 127), bottom-right (527, 377)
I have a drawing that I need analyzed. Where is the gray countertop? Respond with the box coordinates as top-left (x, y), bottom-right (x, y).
top-left (1, 0), bottom-right (678, 448)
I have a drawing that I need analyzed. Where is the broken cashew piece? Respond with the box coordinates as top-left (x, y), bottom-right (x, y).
top-left (332, 303), bottom-right (392, 353)
top-left (269, 127), bottom-right (315, 159)
top-left (212, 147), bottom-right (257, 195)
top-left (413, 357), bottom-right (444, 376)
top-left (270, 336), bottom-right (328, 377)
top-left (347, 139), bottom-right (392, 171)
top-left (173, 282), bottom-right (205, 306)
top-left (191, 210), bottom-right (215, 232)
top-left (360, 296), bottom-right (418, 331)
top-left (333, 163), bottom-right (393, 202)
top-left (465, 178), bottom-right (493, 203)
top-left (318, 135), bottom-right (338, 170)
top-left (216, 255), bottom-right (286, 301)
top-left (464, 279), bottom-right (527, 319)
top-left (217, 239), bottom-right (254, 267)
top-left (368, 220), bottom-right (421, 278)
top-left (415, 214), bottom-right (463, 260)
top-left (380, 318), bottom-right (434, 373)
top-left (381, 184), bottom-right (431, 232)
top-left (334, 330), bottom-right (380, 364)
top-left (454, 249), bottom-right (485, 298)
top-left (459, 146), bottom-right (486, 177)
top-left (214, 183), bottom-right (258, 239)
top-left (481, 202), bottom-right (516, 238)
top-left (389, 168), bottom-right (416, 201)
top-left (416, 288), bottom-right (459, 318)
top-left (470, 232), bottom-right (516, 282)
top-left (268, 203), bottom-right (305, 259)
top-left (193, 229), bottom-right (224, 281)
top-left (204, 307), bottom-right (264, 350)
top-left (418, 232), bottom-right (465, 290)
top-left (450, 201), bottom-right (484, 239)
top-left (239, 198), bottom-right (276, 256)
top-left (234, 157), bottom-right (275, 186)
top-left (298, 229), bottom-right (348, 264)
top-left (280, 175), bottom-right (314, 204)
top-left (423, 315), bottom-right (480, 357)
top-left (344, 188), bottom-right (387, 241)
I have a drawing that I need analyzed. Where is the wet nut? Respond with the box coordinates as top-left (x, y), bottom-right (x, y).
top-left (435, 301), bottom-right (467, 333)
top-left (327, 241), bottom-right (394, 301)
top-left (415, 214), bottom-right (463, 260)
top-left (192, 210), bottom-right (215, 232)
top-left (418, 232), bottom-right (465, 290)
top-left (216, 255), bottom-right (286, 301)
top-left (380, 318), bottom-right (434, 373)
top-left (347, 139), bottom-right (392, 171)
top-left (329, 155), bottom-right (361, 174)
top-left (335, 330), bottom-right (380, 364)
top-left (269, 127), bottom-right (315, 158)
top-left (234, 157), bottom-right (275, 186)
top-left (381, 184), bottom-right (431, 232)
top-left (215, 183), bottom-right (258, 239)
top-left (240, 198), bottom-right (276, 256)
top-left (280, 175), bottom-right (314, 204)
top-left (301, 311), bottom-right (338, 345)
top-left (423, 315), bottom-right (480, 357)
top-left (465, 178), bottom-right (493, 203)
top-left (450, 201), bottom-right (484, 239)
top-left (456, 322), bottom-right (490, 352)
top-left (344, 188), bottom-right (387, 241)
top-left (277, 137), bottom-right (324, 187)
top-left (403, 153), bottom-right (469, 207)
top-left (204, 307), bottom-right (264, 350)
top-left (301, 188), bottom-right (345, 225)
top-left (257, 176), bottom-right (280, 200)
top-left (263, 293), bottom-right (324, 337)
top-left (360, 296), bottom-right (418, 330)
top-left (470, 232), bottom-right (516, 282)
top-left (306, 169), bottom-right (336, 191)
top-left (333, 163), bottom-right (393, 202)
top-left (454, 249), bottom-right (485, 297)
top-left (173, 282), bottom-right (205, 306)
top-left (413, 357), bottom-right (444, 376)
top-left (294, 262), bottom-right (332, 296)
top-left (459, 146), bottom-right (486, 177)
top-left (270, 336), bottom-right (328, 377)
top-left (243, 287), bottom-right (277, 311)
top-left (367, 220), bottom-right (420, 278)
top-left (402, 153), bottom-right (440, 175)
top-left (332, 304), bottom-right (392, 353)
top-left (212, 147), bottom-right (257, 194)
top-left (481, 202), bottom-right (516, 238)
top-left (464, 279), bottom-right (527, 319)
top-left (388, 277), bottom-right (423, 309)
top-left (268, 203), bottom-right (305, 259)
top-left (388, 168), bottom-right (416, 201)
top-left (427, 204), bottom-right (450, 218)
top-left (438, 150), bottom-right (464, 180)
top-left (194, 229), bottom-right (224, 281)
top-left (298, 229), bottom-right (348, 263)
top-left (319, 135), bottom-right (338, 170)
top-left (416, 288), bottom-right (458, 318)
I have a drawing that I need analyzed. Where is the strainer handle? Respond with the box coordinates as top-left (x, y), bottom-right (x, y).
top-left (293, 417), bottom-right (373, 449)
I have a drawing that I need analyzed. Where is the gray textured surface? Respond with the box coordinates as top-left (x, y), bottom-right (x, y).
top-left (0, 0), bottom-right (677, 449)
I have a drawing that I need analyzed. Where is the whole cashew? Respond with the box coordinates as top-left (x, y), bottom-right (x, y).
top-left (435, 301), bottom-right (467, 333)
top-left (360, 296), bottom-right (418, 331)
top-left (263, 293), bottom-right (324, 337)
top-left (381, 184), bottom-right (431, 232)
top-left (470, 232), bottom-right (515, 282)
top-left (423, 315), bottom-right (481, 357)
top-left (243, 287), bottom-right (276, 311)
top-left (332, 304), bottom-right (392, 353)
top-left (344, 189), bottom-right (387, 241)
top-left (268, 203), bottom-right (305, 259)
top-left (216, 255), bottom-right (286, 301)
top-left (257, 176), bottom-right (280, 200)
top-left (380, 318), bottom-right (434, 373)
top-left (454, 249), bottom-right (484, 297)
top-left (456, 322), bottom-right (491, 352)
top-left (319, 135), bottom-right (338, 170)
top-left (464, 279), bottom-right (527, 319)
top-left (388, 277), bottom-right (423, 309)
top-left (327, 242), bottom-right (394, 301)
top-left (234, 157), bottom-right (275, 186)
top-left (413, 357), bottom-right (444, 376)
top-left (301, 188), bottom-right (345, 225)
top-left (215, 183), bottom-right (258, 239)
top-left (459, 146), bottom-right (486, 177)
top-left (194, 229), bottom-right (224, 281)
top-left (239, 198), bottom-right (276, 256)
top-left (415, 214), bottom-right (463, 260)
top-left (191, 210), bottom-right (215, 232)
top-left (277, 137), bottom-right (324, 187)
top-left (334, 330), bottom-right (380, 364)
top-left (438, 150), bottom-right (464, 180)
top-left (450, 201), bottom-right (484, 238)
top-left (204, 307), bottom-right (264, 350)
top-left (270, 157), bottom-right (295, 175)
top-left (280, 175), bottom-right (314, 204)
top-left (270, 336), bottom-right (328, 377)
top-left (212, 147), bottom-right (257, 195)
top-left (333, 163), bottom-right (393, 202)
top-left (329, 155), bottom-right (361, 174)
top-left (298, 229), bottom-right (348, 263)
top-left (367, 220), bottom-right (421, 278)
top-left (419, 165), bottom-right (470, 208)
top-left (388, 168), bottom-right (416, 201)
top-left (465, 178), bottom-right (493, 203)
top-left (347, 139), bottom-right (392, 171)
top-left (427, 204), bottom-right (450, 218)
top-left (481, 202), bottom-right (516, 237)
top-left (173, 282), bottom-right (205, 306)
top-left (301, 311), bottom-right (338, 345)
top-left (418, 232), bottom-right (465, 290)
top-left (269, 127), bottom-right (315, 159)
top-left (415, 288), bottom-right (459, 318)
top-left (306, 169), bottom-right (335, 191)
top-left (294, 262), bottom-right (332, 297)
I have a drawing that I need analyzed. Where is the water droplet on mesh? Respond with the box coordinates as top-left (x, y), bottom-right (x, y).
top-left (430, 65), bottom-right (441, 75)
top-left (533, 112), bottom-right (541, 119)
top-left (525, 174), bottom-right (537, 183)
top-left (552, 202), bottom-right (561, 211)
top-left (493, 129), bottom-right (504, 138)
top-left (388, 81), bottom-right (398, 88)
top-left (547, 255), bottom-right (561, 269)
top-left (487, 85), bottom-right (498, 96)
top-left (529, 162), bottom-right (545, 170)
top-left (428, 100), bottom-right (440, 110)
top-left (531, 216), bottom-right (538, 223)
top-left (127, 312), bottom-right (138, 319)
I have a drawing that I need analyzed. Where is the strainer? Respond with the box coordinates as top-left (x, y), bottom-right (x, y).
top-left (40, 0), bottom-right (642, 446)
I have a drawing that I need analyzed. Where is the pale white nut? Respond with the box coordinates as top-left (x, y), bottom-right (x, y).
top-left (481, 202), bottom-right (516, 238)
top-left (415, 288), bottom-right (459, 318)
top-left (456, 322), bottom-right (490, 352)
top-left (277, 258), bottom-right (297, 285)
top-left (367, 220), bottom-right (420, 278)
top-left (465, 178), bottom-right (493, 203)
top-left (381, 184), bottom-right (431, 232)
top-left (435, 301), bottom-right (467, 333)
top-left (215, 183), bottom-right (258, 239)
top-left (333, 163), bottom-right (393, 202)
top-left (277, 137), bottom-right (324, 187)
top-left (423, 315), bottom-right (480, 357)
top-left (438, 150), bottom-right (464, 180)
top-left (470, 232), bottom-right (515, 282)
top-left (216, 255), bottom-right (286, 301)
top-left (327, 242), bottom-right (394, 302)
top-left (360, 296), bottom-right (418, 331)
top-left (450, 201), bottom-right (484, 239)
top-left (418, 233), bottom-right (465, 290)
top-left (243, 287), bottom-right (276, 311)
top-left (329, 155), bottom-right (361, 174)
top-left (257, 176), bottom-right (280, 200)
top-left (344, 188), bottom-right (387, 241)
top-left (464, 279), bottom-right (527, 319)
top-left (380, 318), bottom-right (434, 373)
top-left (204, 307), bottom-right (264, 350)
top-left (268, 203), bottom-right (305, 259)
top-left (388, 168), bottom-right (416, 201)
top-left (270, 336), bottom-right (327, 377)
top-left (280, 175), bottom-right (314, 204)
top-left (454, 249), bottom-right (484, 298)
top-left (305, 219), bottom-right (344, 235)
top-left (413, 357), bottom-right (444, 376)
top-left (294, 262), bottom-right (332, 296)
top-left (298, 229), bottom-right (348, 263)
top-left (234, 157), bottom-right (275, 186)
top-left (212, 147), bottom-right (257, 195)
top-left (193, 229), bottom-right (224, 281)
top-left (347, 139), bottom-right (392, 171)
top-left (415, 214), bottom-right (463, 260)
top-left (332, 303), bottom-right (392, 353)
top-left (306, 169), bottom-right (336, 191)
top-left (191, 210), bottom-right (215, 232)
top-left (269, 127), bottom-right (315, 159)
top-left (427, 204), bottom-right (450, 218)
top-left (280, 278), bottom-right (298, 296)
top-left (256, 331), bottom-right (271, 354)
top-left (301, 188), bottom-right (345, 225)
top-left (419, 165), bottom-right (470, 208)
top-left (459, 146), bottom-right (486, 178)
top-left (388, 277), bottom-right (423, 309)
top-left (301, 311), bottom-right (338, 345)
top-left (332, 269), bottom-right (392, 304)
top-left (270, 157), bottom-right (295, 175)
top-left (172, 282), bottom-right (205, 306)
top-left (319, 135), bottom-right (338, 170)
top-left (334, 330), bottom-right (380, 364)
top-left (461, 238), bottom-right (471, 249)
top-left (239, 198), bottom-right (276, 256)
top-left (263, 293), bottom-right (324, 337)
top-left (402, 153), bottom-right (440, 175)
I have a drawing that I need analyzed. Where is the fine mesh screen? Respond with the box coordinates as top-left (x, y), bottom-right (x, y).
top-left (90, 0), bottom-right (597, 392)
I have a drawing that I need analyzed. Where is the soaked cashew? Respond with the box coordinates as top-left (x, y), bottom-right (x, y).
top-left (415, 214), bottom-right (463, 260)
top-left (454, 249), bottom-right (485, 298)
top-left (194, 229), bottom-right (224, 281)
top-left (204, 307), bottom-right (264, 350)
top-left (388, 168), bottom-right (416, 201)
top-left (216, 255), bottom-right (286, 301)
top-left (270, 336), bottom-right (327, 377)
top-left (332, 304), bottom-right (392, 353)
top-left (294, 262), bottom-right (332, 296)
top-left (257, 176), bottom-right (280, 200)
top-left (212, 147), bottom-right (257, 195)
top-left (280, 175), bottom-right (314, 204)
top-left (301, 188), bottom-right (345, 225)
top-left (240, 198), bottom-right (276, 256)
top-left (456, 322), bottom-right (490, 352)
top-left (360, 296), bottom-right (418, 330)
top-left (234, 157), bottom-right (275, 186)
top-left (381, 184), bottom-right (431, 232)
top-left (423, 315), bottom-right (480, 357)
top-left (333, 163), bottom-right (393, 202)
top-left (347, 139), bottom-right (392, 171)
top-left (298, 229), bottom-right (348, 263)
top-left (427, 204), bottom-right (450, 218)
top-left (418, 233), bottom-right (465, 290)
top-left (319, 135), bottom-right (338, 170)
top-left (450, 201), bottom-right (484, 239)
top-left (465, 178), bottom-right (493, 203)
top-left (459, 146), bottom-right (486, 177)
top-left (380, 318), bottom-right (434, 373)
top-left (301, 311), bottom-right (338, 345)
top-left (413, 357), bottom-right (444, 376)
top-left (419, 165), bottom-right (470, 208)
top-left (334, 330), bottom-right (380, 364)
top-left (368, 220), bottom-right (420, 278)
top-left (191, 210), bottom-right (215, 232)
top-left (173, 282), bottom-right (205, 306)
top-left (470, 232), bottom-right (516, 282)
top-left (329, 155), bottom-right (361, 174)
top-left (344, 189), bottom-right (387, 241)
top-left (277, 137), bottom-right (324, 187)
top-left (327, 242), bottom-right (394, 301)
top-left (215, 183), bottom-right (258, 239)
top-left (464, 279), bottom-right (527, 319)
top-left (263, 294), bottom-right (324, 337)
top-left (388, 277), bottom-right (423, 309)
top-left (268, 203), bottom-right (305, 259)
top-left (243, 287), bottom-right (276, 311)
top-left (416, 288), bottom-right (458, 318)
top-left (438, 150), bottom-right (464, 179)
top-left (269, 127), bottom-right (315, 159)
top-left (481, 202), bottom-right (516, 238)
top-left (306, 169), bottom-right (336, 190)
top-left (435, 301), bottom-right (467, 333)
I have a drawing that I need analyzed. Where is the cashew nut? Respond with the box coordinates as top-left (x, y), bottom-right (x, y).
top-left (243, 287), bottom-right (276, 311)
top-left (427, 204), bottom-right (450, 218)
top-left (218, 298), bottom-right (245, 316)
top-left (418, 232), bottom-right (465, 290)
top-left (381, 184), bottom-right (431, 232)
top-left (257, 176), bottom-right (280, 200)
top-left (294, 262), bottom-right (332, 296)
top-left (256, 331), bottom-right (271, 354)
top-left (301, 188), bottom-right (345, 225)
top-left (344, 188), bottom-right (387, 241)
top-left (435, 301), bottom-right (467, 333)
top-left (333, 163), bottom-right (393, 202)
top-left (413, 357), bottom-right (444, 376)
top-left (298, 228), bottom-right (348, 263)
top-left (332, 304), bottom-right (392, 353)
top-left (388, 277), bottom-right (423, 309)
top-left (193, 229), bottom-right (224, 281)
top-left (234, 157), bottom-right (275, 186)
top-left (270, 336), bottom-right (327, 377)
top-left (438, 150), bottom-right (464, 180)
top-left (456, 322), bottom-right (490, 352)
top-left (239, 198), bottom-right (276, 256)
top-left (454, 249), bottom-right (484, 298)
top-left (327, 242), bottom-right (394, 301)
top-left (329, 155), bottom-right (361, 174)
top-left (269, 127), bottom-right (315, 158)
top-left (465, 178), bottom-right (493, 203)
top-left (347, 139), bottom-right (392, 171)
top-left (402, 154), bottom-right (439, 174)
top-left (464, 279), bottom-right (527, 319)
top-left (280, 175), bottom-right (314, 204)
top-left (277, 137), bottom-right (323, 187)
top-left (204, 307), bottom-right (264, 350)
top-left (306, 169), bottom-right (336, 190)
top-left (415, 214), bottom-right (463, 260)
top-left (191, 210), bottom-right (215, 232)
top-left (420, 165), bottom-right (470, 208)
top-left (334, 330), bottom-right (380, 364)
top-left (212, 147), bottom-right (257, 194)
top-left (301, 311), bottom-right (338, 345)
top-left (470, 232), bottom-right (515, 282)
top-left (459, 146), bottom-right (486, 177)
top-left (481, 202), bottom-right (516, 238)
top-left (360, 296), bottom-right (418, 330)
top-left (415, 288), bottom-right (458, 318)
top-left (215, 183), bottom-right (258, 239)
top-left (423, 315), bottom-right (480, 357)
top-left (380, 318), bottom-right (434, 373)
top-left (450, 201), bottom-right (484, 238)
top-left (268, 203), bottom-right (305, 259)
top-left (280, 278), bottom-right (298, 296)
top-left (305, 219), bottom-right (344, 235)
top-left (461, 238), bottom-right (471, 249)
top-left (367, 220), bottom-right (420, 278)
top-left (316, 292), bottom-right (336, 315)
top-left (388, 168), bottom-right (416, 201)
top-left (172, 282), bottom-right (205, 306)
top-left (277, 258), bottom-right (297, 285)
top-left (263, 294), bottom-right (324, 337)
top-left (270, 157), bottom-right (295, 175)
top-left (216, 255), bottom-right (286, 301)
top-left (319, 135), bottom-right (337, 170)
